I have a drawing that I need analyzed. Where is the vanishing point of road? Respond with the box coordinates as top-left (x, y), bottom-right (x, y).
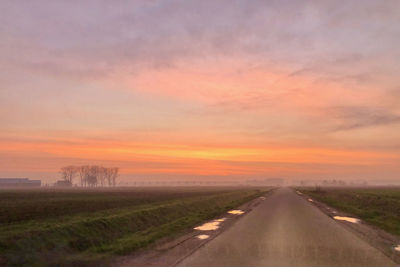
top-left (177, 187), bottom-right (397, 267)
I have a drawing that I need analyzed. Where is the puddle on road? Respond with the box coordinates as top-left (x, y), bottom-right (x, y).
top-left (194, 211), bottom-right (243, 232)
top-left (228, 210), bottom-right (245, 215)
top-left (260, 196), bottom-right (266, 200)
top-left (333, 216), bottom-right (360, 224)
top-left (308, 198), bottom-right (314, 202)
top-left (296, 191), bottom-right (303, 195)
top-left (196, 234), bottom-right (210, 240)
top-left (327, 207), bottom-right (337, 214)
top-left (394, 245), bottom-right (400, 252)
top-left (194, 217), bottom-right (227, 231)
top-left (194, 221), bottom-right (221, 231)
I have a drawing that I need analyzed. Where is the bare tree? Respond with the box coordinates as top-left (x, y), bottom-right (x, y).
top-left (60, 166), bottom-right (78, 184)
top-left (86, 174), bottom-right (97, 187)
top-left (104, 168), bottom-right (112, 187)
top-left (111, 167), bottom-right (119, 187)
top-left (87, 165), bottom-right (99, 187)
top-left (61, 165), bottom-right (119, 187)
top-left (97, 166), bottom-right (107, 187)
top-left (77, 165), bottom-right (90, 187)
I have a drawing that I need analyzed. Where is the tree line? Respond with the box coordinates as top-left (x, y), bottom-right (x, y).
top-left (60, 165), bottom-right (119, 187)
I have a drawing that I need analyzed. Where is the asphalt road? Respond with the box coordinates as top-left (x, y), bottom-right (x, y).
top-left (177, 187), bottom-right (397, 267)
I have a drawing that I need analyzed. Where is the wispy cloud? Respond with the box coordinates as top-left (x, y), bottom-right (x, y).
top-left (328, 106), bottom-right (400, 131)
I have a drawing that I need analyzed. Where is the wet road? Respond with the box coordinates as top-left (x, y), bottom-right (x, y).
top-left (178, 187), bottom-right (397, 267)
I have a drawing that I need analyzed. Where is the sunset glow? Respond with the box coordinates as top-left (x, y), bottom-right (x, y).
top-left (1, 1), bottom-right (400, 183)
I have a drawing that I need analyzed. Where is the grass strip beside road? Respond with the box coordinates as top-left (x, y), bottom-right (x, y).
top-left (0, 188), bottom-right (243, 224)
top-left (0, 187), bottom-right (267, 266)
top-left (300, 187), bottom-right (400, 236)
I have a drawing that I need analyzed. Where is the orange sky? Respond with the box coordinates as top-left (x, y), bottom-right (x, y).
top-left (1, 1), bottom-right (400, 183)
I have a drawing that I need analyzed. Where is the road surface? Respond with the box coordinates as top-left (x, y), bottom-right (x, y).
top-left (178, 187), bottom-right (397, 267)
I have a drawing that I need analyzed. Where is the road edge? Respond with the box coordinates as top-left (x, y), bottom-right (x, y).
top-left (295, 188), bottom-right (400, 265)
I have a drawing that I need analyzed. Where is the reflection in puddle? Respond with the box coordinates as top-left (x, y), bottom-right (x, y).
top-left (395, 245), bottom-right (400, 252)
top-left (333, 216), bottom-right (360, 224)
top-left (260, 196), bottom-right (266, 200)
top-left (194, 217), bottom-right (228, 231)
top-left (197, 234), bottom-right (210, 240)
top-left (228, 210), bottom-right (245, 215)
top-left (296, 191), bottom-right (303, 195)
top-left (194, 221), bottom-right (221, 231)
top-left (308, 198), bottom-right (314, 202)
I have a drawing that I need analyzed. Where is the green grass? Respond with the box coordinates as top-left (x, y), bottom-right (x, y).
top-left (300, 187), bottom-right (400, 236)
top-left (0, 187), bottom-right (267, 266)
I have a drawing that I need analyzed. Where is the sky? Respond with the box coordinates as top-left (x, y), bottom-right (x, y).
top-left (1, 0), bottom-right (400, 183)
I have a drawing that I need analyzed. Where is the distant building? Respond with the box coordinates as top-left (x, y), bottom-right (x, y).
top-left (0, 178), bottom-right (41, 187)
top-left (54, 180), bottom-right (72, 187)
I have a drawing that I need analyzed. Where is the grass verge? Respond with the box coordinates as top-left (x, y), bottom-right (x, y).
top-left (0, 187), bottom-right (267, 266)
top-left (300, 187), bottom-right (400, 236)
